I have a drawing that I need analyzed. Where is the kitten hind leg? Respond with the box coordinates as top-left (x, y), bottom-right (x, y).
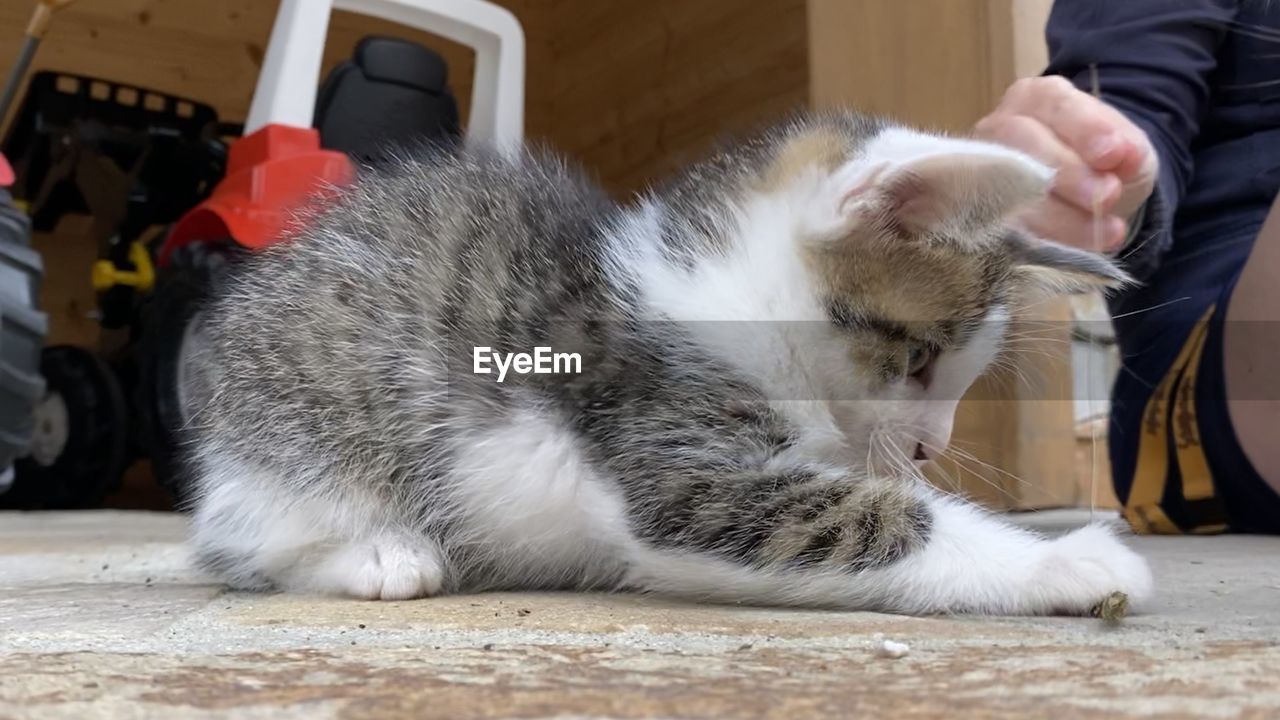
top-left (189, 451), bottom-right (446, 600)
top-left (308, 535), bottom-right (445, 600)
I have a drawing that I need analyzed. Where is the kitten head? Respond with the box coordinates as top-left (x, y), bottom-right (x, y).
top-left (784, 121), bottom-right (1126, 469)
top-left (645, 114), bottom-right (1128, 472)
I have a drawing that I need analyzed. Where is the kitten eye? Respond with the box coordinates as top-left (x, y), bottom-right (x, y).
top-left (905, 345), bottom-right (937, 385)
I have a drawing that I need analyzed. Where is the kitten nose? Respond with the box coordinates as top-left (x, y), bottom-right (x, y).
top-left (913, 443), bottom-right (931, 462)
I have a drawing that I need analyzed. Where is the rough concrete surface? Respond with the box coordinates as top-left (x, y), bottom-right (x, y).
top-left (0, 510), bottom-right (1276, 719)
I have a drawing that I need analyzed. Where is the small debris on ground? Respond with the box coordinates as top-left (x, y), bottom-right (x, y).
top-left (1090, 591), bottom-right (1129, 623)
top-left (876, 639), bottom-right (910, 659)
top-left (482, 643), bottom-right (495, 651)
top-left (517, 608), bottom-right (531, 617)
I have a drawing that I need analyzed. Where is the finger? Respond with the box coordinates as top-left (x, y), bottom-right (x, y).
top-left (974, 113), bottom-right (1122, 213)
top-left (975, 112), bottom-right (1077, 168)
top-left (1001, 77), bottom-right (1152, 178)
top-left (1108, 136), bottom-right (1153, 181)
top-left (1017, 199), bottom-right (1128, 253)
top-left (1090, 133), bottom-right (1155, 187)
top-left (1050, 163), bottom-right (1122, 215)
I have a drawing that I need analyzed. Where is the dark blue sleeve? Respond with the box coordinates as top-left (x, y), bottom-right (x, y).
top-left (1043, 0), bottom-right (1238, 280)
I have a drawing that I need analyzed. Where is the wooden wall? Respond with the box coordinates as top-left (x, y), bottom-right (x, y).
top-left (536, 0), bottom-right (808, 193)
top-left (808, 0), bottom-right (1051, 132)
top-left (1, 0), bottom-right (807, 195)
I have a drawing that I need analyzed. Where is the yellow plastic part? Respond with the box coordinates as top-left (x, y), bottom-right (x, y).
top-left (91, 241), bottom-right (155, 292)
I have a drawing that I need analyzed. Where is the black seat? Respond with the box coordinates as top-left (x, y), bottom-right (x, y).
top-left (314, 36), bottom-right (461, 162)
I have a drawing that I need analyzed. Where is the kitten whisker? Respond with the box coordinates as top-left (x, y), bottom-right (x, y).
top-left (939, 452), bottom-right (1024, 504)
top-left (943, 445), bottom-right (1031, 488)
top-left (1109, 296), bottom-right (1192, 320)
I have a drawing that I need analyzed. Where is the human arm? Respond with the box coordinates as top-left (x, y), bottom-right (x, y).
top-left (976, 0), bottom-right (1238, 279)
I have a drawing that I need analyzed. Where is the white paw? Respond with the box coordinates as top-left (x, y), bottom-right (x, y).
top-left (316, 537), bottom-right (445, 601)
top-left (1031, 523), bottom-right (1153, 615)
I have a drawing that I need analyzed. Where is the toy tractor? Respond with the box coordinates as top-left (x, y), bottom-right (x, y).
top-left (2, 0), bottom-right (235, 506)
top-left (2, 70), bottom-right (233, 508)
top-left (0, 153), bottom-right (44, 498)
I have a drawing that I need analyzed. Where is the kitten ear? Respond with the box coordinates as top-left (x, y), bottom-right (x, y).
top-left (835, 130), bottom-right (1054, 237)
top-left (1005, 232), bottom-right (1133, 295)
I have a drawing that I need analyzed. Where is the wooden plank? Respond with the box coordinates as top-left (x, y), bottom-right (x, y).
top-left (809, 0), bottom-right (995, 131)
top-left (544, 0), bottom-right (808, 192)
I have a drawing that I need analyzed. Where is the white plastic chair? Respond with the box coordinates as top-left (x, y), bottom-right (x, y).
top-left (244, 0), bottom-right (525, 149)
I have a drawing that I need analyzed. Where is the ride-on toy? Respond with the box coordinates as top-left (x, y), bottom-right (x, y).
top-left (2, 0), bottom-right (237, 506)
top-left (1, 70), bottom-right (232, 508)
top-left (0, 0), bottom-right (73, 499)
top-left (141, 0), bottom-right (524, 503)
top-left (0, 154), bottom-right (44, 497)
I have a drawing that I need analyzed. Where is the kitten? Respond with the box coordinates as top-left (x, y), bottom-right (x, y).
top-left (185, 110), bottom-right (1152, 614)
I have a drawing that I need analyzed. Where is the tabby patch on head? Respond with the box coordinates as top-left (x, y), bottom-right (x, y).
top-left (800, 128), bottom-right (1080, 381)
top-left (638, 118), bottom-right (1129, 469)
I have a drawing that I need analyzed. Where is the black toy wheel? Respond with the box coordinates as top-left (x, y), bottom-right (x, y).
top-left (138, 239), bottom-right (235, 507)
top-left (0, 185), bottom-right (47, 495)
top-left (3, 346), bottom-right (129, 509)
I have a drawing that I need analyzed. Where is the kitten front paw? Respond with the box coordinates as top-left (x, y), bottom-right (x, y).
top-left (318, 538), bottom-right (445, 601)
top-left (1032, 523), bottom-right (1153, 615)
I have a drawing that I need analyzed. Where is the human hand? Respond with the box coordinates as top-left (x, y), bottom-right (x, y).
top-left (974, 76), bottom-right (1158, 253)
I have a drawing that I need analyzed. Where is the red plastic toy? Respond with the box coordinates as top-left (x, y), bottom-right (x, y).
top-left (161, 126), bottom-right (351, 265)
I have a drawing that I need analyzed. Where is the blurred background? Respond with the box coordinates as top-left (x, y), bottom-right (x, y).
top-left (0, 0), bottom-right (1115, 514)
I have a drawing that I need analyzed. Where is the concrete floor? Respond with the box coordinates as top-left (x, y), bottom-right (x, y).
top-left (0, 510), bottom-right (1276, 719)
